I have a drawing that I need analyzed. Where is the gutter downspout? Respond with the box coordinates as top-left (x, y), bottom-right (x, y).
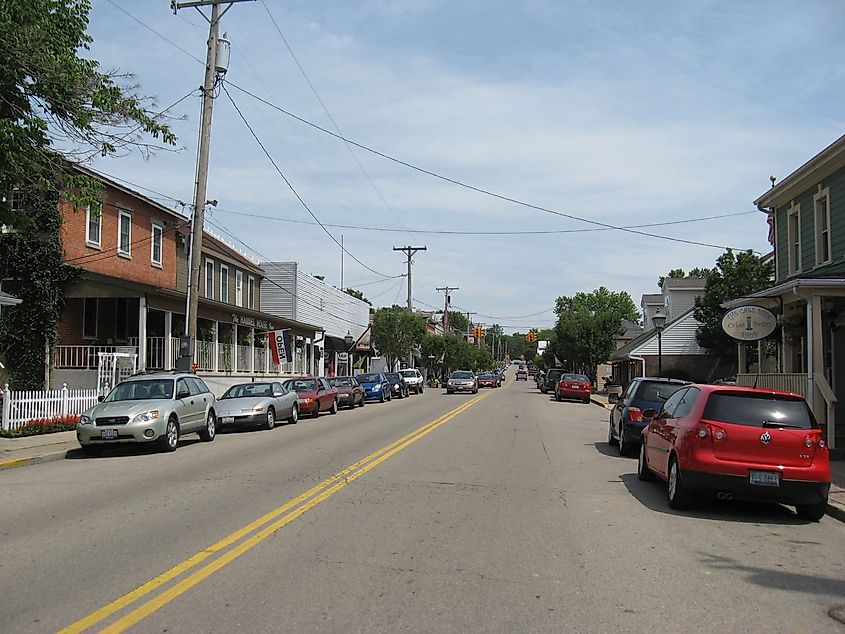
top-left (630, 355), bottom-right (647, 379)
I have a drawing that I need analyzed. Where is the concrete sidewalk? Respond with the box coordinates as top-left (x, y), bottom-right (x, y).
top-left (590, 391), bottom-right (845, 523)
top-left (0, 430), bottom-right (79, 469)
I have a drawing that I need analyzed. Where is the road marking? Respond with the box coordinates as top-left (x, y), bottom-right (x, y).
top-left (60, 391), bottom-right (492, 634)
top-left (0, 457), bottom-right (32, 469)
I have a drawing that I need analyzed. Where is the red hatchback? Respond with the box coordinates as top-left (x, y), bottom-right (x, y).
top-left (555, 373), bottom-right (591, 404)
top-left (638, 384), bottom-right (830, 520)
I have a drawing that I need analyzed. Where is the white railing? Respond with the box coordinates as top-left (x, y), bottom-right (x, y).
top-left (2, 383), bottom-right (100, 431)
top-left (146, 337), bottom-right (166, 370)
top-left (196, 341), bottom-right (214, 371)
top-left (54, 345), bottom-right (126, 369)
top-left (236, 344), bottom-right (251, 372)
top-left (169, 337), bottom-right (180, 370)
top-left (736, 373), bottom-right (808, 396)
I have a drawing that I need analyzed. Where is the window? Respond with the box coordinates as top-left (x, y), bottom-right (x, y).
top-left (83, 298), bottom-right (98, 339)
top-left (659, 387), bottom-right (688, 418)
top-left (787, 203), bottom-right (801, 275)
top-left (118, 209), bottom-right (132, 257)
top-left (151, 223), bottom-right (163, 266)
top-left (814, 188), bottom-right (831, 266)
top-left (86, 203), bottom-right (102, 247)
top-left (672, 387), bottom-right (700, 418)
top-left (235, 270), bottom-right (243, 307)
top-left (220, 264), bottom-right (229, 303)
top-left (247, 275), bottom-right (255, 309)
top-left (205, 259), bottom-right (214, 299)
top-left (702, 393), bottom-right (816, 429)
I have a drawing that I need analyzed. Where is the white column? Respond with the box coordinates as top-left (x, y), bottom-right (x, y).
top-left (249, 327), bottom-right (255, 374)
top-left (806, 298), bottom-right (815, 410)
top-left (233, 324), bottom-right (238, 372)
top-left (138, 296), bottom-right (147, 372)
top-left (164, 311), bottom-right (173, 370)
top-left (213, 321), bottom-right (219, 372)
top-left (265, 334), bottom-right (270, 374)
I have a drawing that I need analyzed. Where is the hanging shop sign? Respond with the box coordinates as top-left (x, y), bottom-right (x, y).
top-left (269, 329), bottom-right (293, 364)
top-left (721, 305), bottom-right (777, 341)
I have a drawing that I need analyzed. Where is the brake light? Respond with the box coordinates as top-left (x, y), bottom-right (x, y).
top-left (696, 423), bottom-right (727, 441)
top-left (628, 407), bottom-right (643, 423)
top-left (805, 431), bottom-right (827, 450)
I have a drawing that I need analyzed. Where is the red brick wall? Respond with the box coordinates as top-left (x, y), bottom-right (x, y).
top-left (60, 184), bottom-right (179, 289)
top-left (57, 298), bottom-right (85, 345)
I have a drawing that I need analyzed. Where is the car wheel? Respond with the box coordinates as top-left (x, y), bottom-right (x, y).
top-left (158, 418), bottom-right (179, 452)
top-left (265, 407), bottom-right (275, 430)
top-left (198, 411), bottom-right (216, 442)
top-left (618, 431), bottom-right (632, 457)
top-left (330, 399), bottom-right (338, 415)
top-left (584, 397), bottom-right (590, 404)
top-left (637, 442), bottom-right (655, 481)
top-left (795, 502), bottom-right (826, 521)
top-left (359, 397), bottom-right (365, 408)
top-left (667, 456), bottom-right (693, 510)
top-left (311, 405), bottom-right (320, 418)
top-left (288, 405), bottom-right (299, 424)
top-left (607, 421), bottom-right (617, 446)
top-left (419, 385), bottom-right (424, 393)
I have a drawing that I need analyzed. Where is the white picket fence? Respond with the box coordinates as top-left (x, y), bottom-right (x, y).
top-left (1, 383), bottom-right (101, 431)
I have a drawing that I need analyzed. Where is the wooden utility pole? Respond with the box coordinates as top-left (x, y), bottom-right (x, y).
top-left (436, 286), bottom-right (459, 334)
top-left (394, 246), bottom-right (426, 367)
top-left (173, 0), bottom-right (252, 370)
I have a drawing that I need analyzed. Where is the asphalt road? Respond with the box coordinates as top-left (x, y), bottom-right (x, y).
top-left (2, 373), bottom-right (844, 633)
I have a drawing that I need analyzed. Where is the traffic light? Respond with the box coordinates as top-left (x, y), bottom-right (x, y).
top-left (526, 330), bottom-right (537, 343)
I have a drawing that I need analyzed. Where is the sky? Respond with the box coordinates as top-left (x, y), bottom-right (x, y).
top-left (85, 0), bottom-right (845, 333)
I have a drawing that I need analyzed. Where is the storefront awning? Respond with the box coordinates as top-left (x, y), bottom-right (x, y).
top-left (324, 335), bottom-right (349, 352)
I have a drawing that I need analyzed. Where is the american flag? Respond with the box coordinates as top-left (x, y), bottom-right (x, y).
top-left (766, 210), bottom-right (775, 246)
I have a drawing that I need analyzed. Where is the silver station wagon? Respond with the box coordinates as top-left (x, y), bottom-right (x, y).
top-left (77, 372), bottom-right (217, 454)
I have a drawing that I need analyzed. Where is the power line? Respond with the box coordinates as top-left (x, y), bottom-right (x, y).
top-left (222, 84), bottom-right (395, 279)
top-left (227, 82), bottom-right (758, 253)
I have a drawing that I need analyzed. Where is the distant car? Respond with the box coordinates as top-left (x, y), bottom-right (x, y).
top-left (385, 372), bottom-right (410, 398)
top-left (527, 366), bottom-right (537, 377)
top-left (447, 370), bottom-right (478, 394)
top-left (608, 377), bottom-right (690, 456)
top-left (357, 372), bottom-right (392, 402)
top-left (328, 376), bottom-right (365, 409)
top-left (638, 384), bottom-right (831, 520)
top-left (282, 376), bottom-right (338, 418)
top-left (540, 368), bottom-right (567, 394)
top-left (77, 372), bottom-right (217, 454)
top-left (555, 373), bottom-right (591, 404)
top-left (515, 368), bottom-right (528, 381)
top-left (399, 368), bottom-right (424, 394)
top-left (477, 373), bottom-right (499, 389)
top-left (216, 381), bottom-right (299, 429)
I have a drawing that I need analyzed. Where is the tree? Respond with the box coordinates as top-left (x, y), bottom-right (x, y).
top-left (552, 287), bottom-right (639, 383)
top-left (343, 288), bottom-right (372, 306)
top-left (448, 311), bottom-right (469, 335)
top-left (0, 0), bottom-right (177, 388)
top-left (371, 306), bottom-right (426, 368)
top-left (694, 249), bottom-right (774, 362)
top-left (658, 267), bottom-right (713, 289)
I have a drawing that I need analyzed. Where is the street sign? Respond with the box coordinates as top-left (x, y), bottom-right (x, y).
top-left (721, 305), bottom-right (777, 341)
top-left (337, 352), bottom-right (349, 362)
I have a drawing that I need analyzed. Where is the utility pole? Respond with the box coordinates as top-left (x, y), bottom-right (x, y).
top-left (464, 311), bottom-right (476, 342)
top-left (436, 286), bottom-right (459, 334)
top-left (340, 235), bottom-right (344, 290)
top-left (173, 0), bottom-right (252, 370)
top-left (394, 246), bottom-right (426, 368)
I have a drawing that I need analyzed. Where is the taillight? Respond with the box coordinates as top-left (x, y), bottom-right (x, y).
top-left (628, 407), bottom-right (643, 423)
top-left (805, 431), bottom-right (827, 451)
top-left (696, 423), bottom-right (727, 441)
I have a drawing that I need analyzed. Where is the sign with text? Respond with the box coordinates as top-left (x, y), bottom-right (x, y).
top-left (269, 329), bottom-right (293, 365)
top-left (721, 305), bottom-right (777, 341)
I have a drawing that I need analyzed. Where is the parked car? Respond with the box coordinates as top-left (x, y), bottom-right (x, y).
top-left (608, 377), bottom-right (690, 456)
top-left (216, 381), bottom-right (299, 429)
top-left (637, 384), bottom-right (831, 520)
top-left (357, 372), bottom-right (392, 402)
top-left (385, 372), bottom-right (410, 399)
top-left (77, 372), bottom-right (217, 454)
top-left (282, 376), bottom-right (338, 418)
top-left (447, 370), bottom-right (478, 394)
top-left (540, 368), bottom-right (567, 394)
top-left (400, 368), bottom-right (425, 394)
top-left (515, 368), bottom-right (528, 381)
top-left (328, 376), bottom-right (365, 409)
top-left (477, 373), bottom-right (500, 389)
top-left (555, 373), bottom-right (591, 404)
top-left (527, 365), bottom-right (537, 377)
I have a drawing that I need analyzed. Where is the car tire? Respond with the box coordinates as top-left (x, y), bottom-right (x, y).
top-left (638, 442), bottom-right (655, 481)
top-left (583, 397), bottom-right (590, 404)
top-left (198, 411), bottom-right (216, 442)
top-left (359, 397), bottom-right (365, 408)
top-left (447, 389), bottom-right (453, 395)
top-left (311, 405), bottom-right (320, 419)
top-left (264, 407), bottom-right (275, 430)
top-left (159, 418), bottom-right (179, 452)
top-left (288, 405), bottom-right (299, 424)
top-left (330, 399), bottom-right (338, 415)
top-left (607, 422), bottom-right (617, 446)
top-left (618, 431), bottom-right (633, 457)
top-left (667, 456), bottom-right (694, 510)
top-left (795, 502), bottom-right (827, 521)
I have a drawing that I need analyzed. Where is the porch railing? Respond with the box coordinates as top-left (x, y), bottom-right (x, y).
top-left (736, 373), bottom-right (808, 396)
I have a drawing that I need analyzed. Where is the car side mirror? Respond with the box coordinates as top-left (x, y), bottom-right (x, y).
top-left (608, 393), bottom-right (618, 404)
top-left (274, 392), bottom-right (283, 397)
top-left (176, 390), bottom-right (190, 400)
top-left (642, 408), bottom-right (657, 419)
top-left (97, 395), bottom-right (105, 402)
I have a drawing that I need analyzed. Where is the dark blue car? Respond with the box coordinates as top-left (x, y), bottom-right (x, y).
top-left (607, 377), bottom-right (690, 456)
top-left (356, 372), bottom-right (392, 403)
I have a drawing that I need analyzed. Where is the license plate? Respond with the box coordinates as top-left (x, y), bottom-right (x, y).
top-left (749, 470), bottom-right (780, 487)
top-left (100, 429), bottom-right (118, 440)
top-left (221, 416), bottom-right (235, 424)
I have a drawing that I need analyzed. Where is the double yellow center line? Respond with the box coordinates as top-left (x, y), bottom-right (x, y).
top-left (60, 390), bottom-right (491, 633)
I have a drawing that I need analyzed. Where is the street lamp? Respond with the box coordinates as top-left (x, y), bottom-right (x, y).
top-left (652, 309), bottom-right (666, 376)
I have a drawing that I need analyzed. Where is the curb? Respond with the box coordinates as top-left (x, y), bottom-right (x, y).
top-left (827, 497), bottom-right (845, 523)
top-left (590, 397), bottom-right (612, 410)
top-left (0, 449), bottom-right (72, 471)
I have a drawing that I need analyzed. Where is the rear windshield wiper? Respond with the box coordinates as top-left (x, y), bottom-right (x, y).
top-left (761, 421), bottom-right (805, 429)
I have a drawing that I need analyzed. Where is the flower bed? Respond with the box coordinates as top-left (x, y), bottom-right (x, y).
top-left (0, 415), bottom-right (81, 438)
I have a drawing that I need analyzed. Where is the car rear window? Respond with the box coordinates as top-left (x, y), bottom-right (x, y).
top-left (563, 374), bottom-right (588, 382)
top-left (452, 371), bottom-right (474, 379)
top-left (357, 373), bottom-right (381, 383)
top-left (329, 377), bottom-right (354, 387)
top-left (702, 392), bottom-right (816, 429)
top-left (636, 382), bottom-right (684, 403)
